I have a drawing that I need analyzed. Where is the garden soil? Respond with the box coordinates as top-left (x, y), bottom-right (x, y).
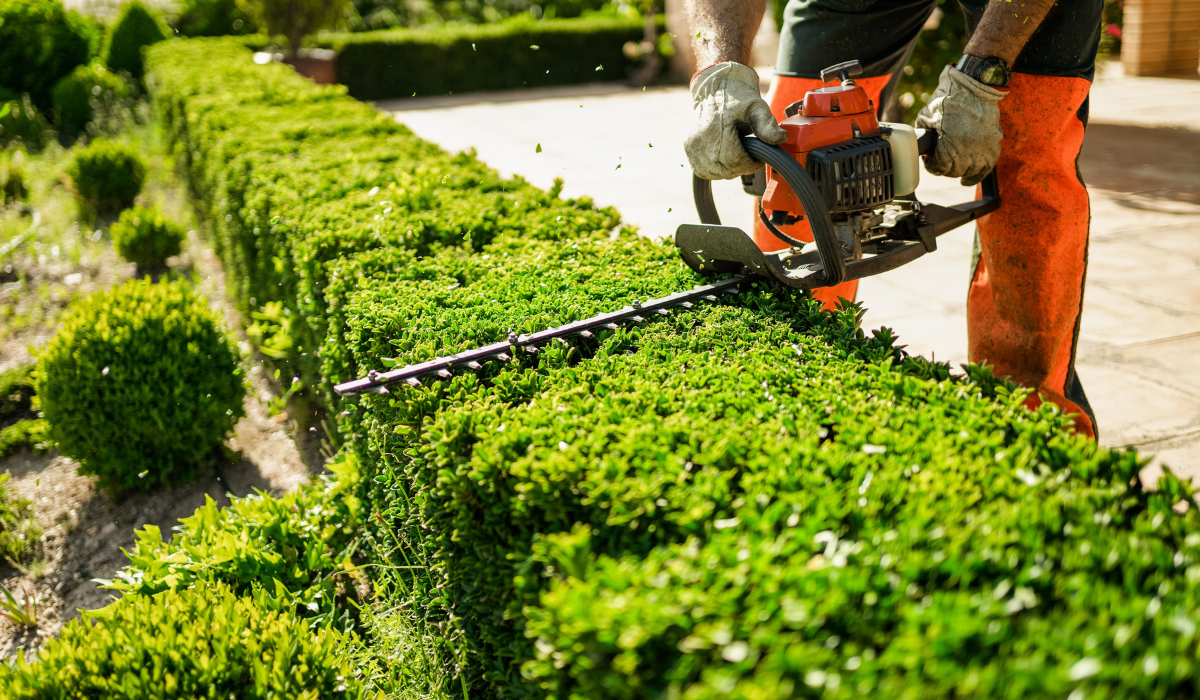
top-left (0, 231), bottom-right (322, 661)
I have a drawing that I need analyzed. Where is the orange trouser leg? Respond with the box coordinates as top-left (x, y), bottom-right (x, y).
top-left (756, 75), bottom-right (893, 311)
top-left (968, 73), bottom-right (1096, 438)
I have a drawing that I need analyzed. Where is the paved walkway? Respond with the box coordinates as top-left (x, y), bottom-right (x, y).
top-left (384, 62), bottom-right (1200, 483)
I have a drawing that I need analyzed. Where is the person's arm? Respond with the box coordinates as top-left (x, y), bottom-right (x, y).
top-left (914, 0), bottom-right (1060, 185)
top-left (966, 0), bottom-right (1058, 65)
top-left (687, 0), bottom-right (766, 67)
top-left (681, 0), bottom-right (786, 181)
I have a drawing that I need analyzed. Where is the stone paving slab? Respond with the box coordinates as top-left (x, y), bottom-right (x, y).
top-left (385, 61), bottom-right (1200, 482)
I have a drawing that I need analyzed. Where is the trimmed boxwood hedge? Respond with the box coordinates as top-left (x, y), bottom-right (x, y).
top-left (146, 38), bottom-right (1200, 700)
top-left (319, 15), bottom-right (662, 101)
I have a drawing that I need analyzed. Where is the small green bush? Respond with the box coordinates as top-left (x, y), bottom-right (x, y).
top-left (36, 278), bottom-right (246, 490)
top-left (66, 139), bottom-right (146, 217)
top-left (105, 452), bottom-right (363, 626)
top-left (0, 364), bottom-right (35, 421)
top-left (111, 205), bottom-right (185, 268)
top-left (0, 473), bottom-right (40, 564)
top-left (173, 0), bottom-right (257, 36)
top-left (0, 581), bottom-right (371, 698)
top-left (323, 15), bottom-right (662, 100)
top-left (102, 0), bottom-right (169, 81)
top-left (1, 164), bottom-right (28, 204)
top-left (51, 63), bottom-right (133, 141)
top-left (0, 0), bottom-right (100, 110)
top-left (0, 96), bottom-right (50, 151)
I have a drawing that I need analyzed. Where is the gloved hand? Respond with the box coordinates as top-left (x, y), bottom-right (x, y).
top-left (914, 65), bottom-right (1006, 186)
top-left (685, 62), bottom-right (788, 181)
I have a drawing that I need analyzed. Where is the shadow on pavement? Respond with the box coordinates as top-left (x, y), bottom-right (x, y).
top-left (1081, 123), bottom-right (1200, 209)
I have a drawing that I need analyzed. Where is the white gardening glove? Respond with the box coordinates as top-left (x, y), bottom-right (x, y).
top-left (684, 62), bottom-right (788, 181)
top-left (914, 65), bottom-right (1006, 187)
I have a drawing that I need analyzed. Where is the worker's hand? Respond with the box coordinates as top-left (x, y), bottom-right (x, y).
top-left (685, 62), bottom-right (788, 181)
top-left (914, 65), bottom-right (1006, 186)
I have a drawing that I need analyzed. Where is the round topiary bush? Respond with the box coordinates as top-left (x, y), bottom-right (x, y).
top-left (0, 582), bottom-right (371, 698)
top-left (0, 0), bottom-right (100, 110)
top-left (101, 0), bottom-right (168, 81)
top-left (111, 205), bottom-right (185, 269)
top-left (51, 63), bottom-right (132, 140)
top-left (0, 96), bottom-right (50, 151)
top-left (67, 138), bottom-right (145, 217)
top-left (36, 278), bottom-right (246, 490)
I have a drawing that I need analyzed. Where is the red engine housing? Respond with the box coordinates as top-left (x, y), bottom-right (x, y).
top-left (761, 81), bottom-right (880, 222)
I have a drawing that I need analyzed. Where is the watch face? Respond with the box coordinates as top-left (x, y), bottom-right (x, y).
top-left (980, 64), bottom-right (1006, 86)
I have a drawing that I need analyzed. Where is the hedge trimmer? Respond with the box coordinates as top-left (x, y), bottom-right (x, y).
top-left (334, 60), bottom-right (999, 397)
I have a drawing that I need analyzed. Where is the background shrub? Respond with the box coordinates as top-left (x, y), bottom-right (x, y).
top-left (173, 0), bottom-right (257, 36)
top-left (0, 0), bottom-right (100, 110)
top-left (102, 0), bottom-right (169, 81)
top-left (0, 97), bottom-right (50, 151)
top-left (66, 139), bottom-right (146, 217)
top-left (325, 15), bottom-right (660, 100)
top-left (36, 278), bottom-right (246, 491)
top-left (0, 582), bottom-right (372, 698)
top-left (111, 205), bottom-right (185, 268)
top-left (51, 64), bottom-right (133, 141)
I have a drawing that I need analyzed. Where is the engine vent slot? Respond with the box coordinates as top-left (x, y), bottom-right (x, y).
top-left (806, 136), bottom-right (894, 213)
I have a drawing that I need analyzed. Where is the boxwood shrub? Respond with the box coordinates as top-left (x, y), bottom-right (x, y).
top-left (36, 278), bottom-right (246, 490)
top-left (146, 38), bottom-right (1188, 700)
top-left (111, 204), bottom-right (185, 269)
top-left (67, 138), bottom-right (146, 217)
top-left (0, 0), bottom-right (100, 110)
top-left (0, 582), bottom-right (371, 698)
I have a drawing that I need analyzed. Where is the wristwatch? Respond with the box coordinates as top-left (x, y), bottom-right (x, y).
top-left (955, 54), bottom-right (1012, 87)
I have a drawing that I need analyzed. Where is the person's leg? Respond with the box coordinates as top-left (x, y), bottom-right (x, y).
top-left (765, 0), bottom-right (935, 309)
top-left (958, 0), bottom-right (1103, 437)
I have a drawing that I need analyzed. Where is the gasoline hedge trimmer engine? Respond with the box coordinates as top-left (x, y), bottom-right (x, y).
top-left (334, 60), bottom-right (999, 397)
top-left (678, 59), bottom-right (999, 291)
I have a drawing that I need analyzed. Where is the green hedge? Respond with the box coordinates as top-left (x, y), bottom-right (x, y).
top-left (319, 15), bottom-right (660, 101)
top-left (146, 38), bottom-right (1199, 700)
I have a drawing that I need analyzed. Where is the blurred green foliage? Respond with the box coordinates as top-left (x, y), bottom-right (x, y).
top-left (0, 96), bottom-right (51, 152)
top-left (51, 64), bottom-right (133, 142)
top-left (0, 0), bottom-right (100, 111)
top-left (102, 0), bottom-right (169, 81)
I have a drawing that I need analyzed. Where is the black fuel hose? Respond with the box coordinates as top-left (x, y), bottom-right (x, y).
top-left (691, 135), bottom-right (845, 288)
